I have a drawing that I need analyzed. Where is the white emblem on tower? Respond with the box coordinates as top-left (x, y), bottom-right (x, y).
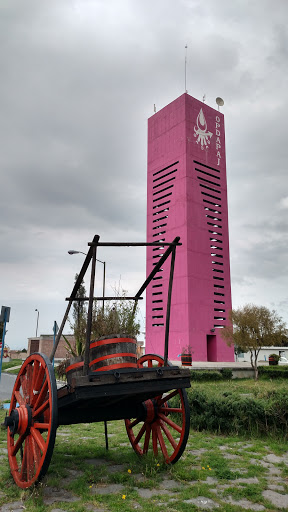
top-left (194, 108), bottom-right (213, 149)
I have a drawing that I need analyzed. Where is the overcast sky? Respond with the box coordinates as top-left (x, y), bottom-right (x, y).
top-left (1, 0), bottom-right (288, 350)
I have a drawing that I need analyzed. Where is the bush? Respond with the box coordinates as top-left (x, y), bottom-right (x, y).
top-left (220, 368), bottom-right (233, 380)
top-left (189, 369), bottom-right (232, 381)
top-left (258, 366), bottom-right (288, 378)
top-left (190, 370), bottom-right (223, 381)
top-left (187, 387), bottom-right (288, 438)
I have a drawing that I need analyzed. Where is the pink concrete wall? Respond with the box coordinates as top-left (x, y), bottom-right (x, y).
top-left (146, 93), bottom-right (234, 362)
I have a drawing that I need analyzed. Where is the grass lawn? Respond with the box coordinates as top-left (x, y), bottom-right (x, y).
top-left (1, 359), bottom-right (23, 371)
top-left (189, 376), bottom-right (288, 396)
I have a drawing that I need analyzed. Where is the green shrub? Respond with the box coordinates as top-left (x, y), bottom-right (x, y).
top-left (190, 370), bottom-right (223, 381)
top-left (187, 387), bottom-right (288, 438)
top-left (220, 368), bottom-right (233, 380)
top-left (258, 366), bottom-right (288, 378)
top-left (189, 369), bottom-right (232, 381)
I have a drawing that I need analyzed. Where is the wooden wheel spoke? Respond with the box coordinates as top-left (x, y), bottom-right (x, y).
top-left (20, 375), bottom-right (28, 401)
top-left (31, 436), bottom-right (41, 472)
top-left (134, 424), bottom-right (146, 445)
top-left (33, 379), bottom-right (48, 412)
top-left (159, 407), bottom-right (182, 413)
top-left (14, 391), bottom-right (25, 406)
top-left (148, 360), bottom-right (153, 368)
top-left (158, 389), bottom-right (178, 407)
top-left (33, 422), bottom-right (49, 430)
top-left (19, 439), bottom-right (28, 480)
top-left (11, 434), bottom-right (26, 457)
top-left (159, 419), bottom-right (177, 449)
top-left (26, 437), bottom-right (34, 480)
top-left (129, 417), bottom-right (141, 429)
top-left (30, 427), bottom-right (47, 453)
top-left (31, 360), bottom-right (40, 392)
top-left (158, 413), bottom-right (182, 434)
top-left (33, 398), bottom-right (49, 419)
top-left (152, 425), bottom-right (158, 456)
top-left (26, 365), bottom-right (33, 401)
top-left (31, 365), bottom-right (45, 406)
top-left (156, 424), bottom-right (169, 461)
top-left (143, 424), bottom-right (151, 454)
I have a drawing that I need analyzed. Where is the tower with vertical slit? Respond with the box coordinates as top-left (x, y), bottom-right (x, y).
top-left (145, 93), bottom-right (234, 362)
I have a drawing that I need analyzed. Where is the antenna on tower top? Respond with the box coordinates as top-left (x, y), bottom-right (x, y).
top-left (185, 44), bottom-right (188, 93)
top-left (203, 94), bottom-right (206, 103)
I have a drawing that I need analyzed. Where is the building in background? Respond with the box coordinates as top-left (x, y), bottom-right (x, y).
top-left (146, 93), bottom-right (234, 362)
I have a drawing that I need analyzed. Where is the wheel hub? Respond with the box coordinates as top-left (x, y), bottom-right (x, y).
top-left (4, 405), bottom-right (32, 437)
top-left (143, 399), bottom-right (157, 423)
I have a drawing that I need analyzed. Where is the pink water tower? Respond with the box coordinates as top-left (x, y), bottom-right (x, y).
top-left (145, 93), bottom-right (234, 362)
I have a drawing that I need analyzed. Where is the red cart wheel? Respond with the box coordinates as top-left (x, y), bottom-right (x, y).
top-left (5, 353), bottom-right (58, 488)
top-left (125, 354), bottom-right (190, 464)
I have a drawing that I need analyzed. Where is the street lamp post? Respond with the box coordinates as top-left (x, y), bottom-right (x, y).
top-left (68, 250), bottom-right (106, 311)
top-left (35, 309), bottom-right (39, 337)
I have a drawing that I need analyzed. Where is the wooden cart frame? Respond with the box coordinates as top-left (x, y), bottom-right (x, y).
top-left (4, 235), bottom-right (191, 488)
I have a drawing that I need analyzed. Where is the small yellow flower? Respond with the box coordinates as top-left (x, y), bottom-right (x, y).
top-left (128, 469), bottom-right (132, 474)
top-left (202, 467), bottom-right (205, 470)
top-left (89, 485), bottom-right (92, 488)
top-left (209, 468), bottom-right (212, 471)
top-left (122, 495), bottom-right (126, 500)
top-left (157, 463), bottom-right (160, 467)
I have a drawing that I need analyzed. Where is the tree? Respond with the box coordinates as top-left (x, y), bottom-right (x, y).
top-left (91, 287), bottom-right (140, 340)
top-left (221, 304), bottom-right (287, 380)
top-left (68, 274), bottom-right (87, 356)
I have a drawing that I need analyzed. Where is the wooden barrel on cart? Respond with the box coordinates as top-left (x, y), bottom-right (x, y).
top-left (89, 335), bottom-right (137, 372)
top-left (65, 355), bottom-right (84, 385)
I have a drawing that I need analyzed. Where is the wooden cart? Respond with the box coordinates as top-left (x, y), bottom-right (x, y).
top-left (4, 236), bottom-right (191, 489)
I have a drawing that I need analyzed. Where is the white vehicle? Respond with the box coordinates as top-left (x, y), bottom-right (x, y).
top-left (278, 356), bottom-right (288, 365)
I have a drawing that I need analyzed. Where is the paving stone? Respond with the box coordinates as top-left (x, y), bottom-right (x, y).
top-left (51, 509), bottom-right (67, 512)
top-left (62, 468), bottom-right (84, 484)
top-left (91, 483), bottom-right (124, 495)
top-left (131, 503), bottom-right (142, 510)
top-left (0, 501), bottom-right (24, 512)
top-left (218, 445), bottom-right (228, 451)
top-left (268, 484), bottom-right (285, 491)
top-left (43, 487), bottom-right (80, 505)
top-left (183, 496), bottom-right (219, 509)
top-left (106, 464), bottom-right (127, 473)
top-left (0, 448), bottom-right (8, 454)
top-left (135, 488), bottom-right (174, 498)
top-left (223, 496), bottom-right (265, 511)
top-left (231, 477), bottom-right (259, 484)
top-left (222, 453), bottom-right (239, 460)
top-left (262, 489), bottom-right (288, 508)
top-left (267, 466), bottom-right (282, 476)
top-left (159, 479), bottom-right (182, 490)
top-left (132, 473), bottom-right (146, 482)
top-left (85, 458), bottom-right (109, 466)
top-left (250, 458), bottom-right (270, 468)
top-left (264, 454), bottom-right (284, 464)
top-left (187, 448), bottom-right (208, 455)
top-left (205, 476), bottom-right (218, 485)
